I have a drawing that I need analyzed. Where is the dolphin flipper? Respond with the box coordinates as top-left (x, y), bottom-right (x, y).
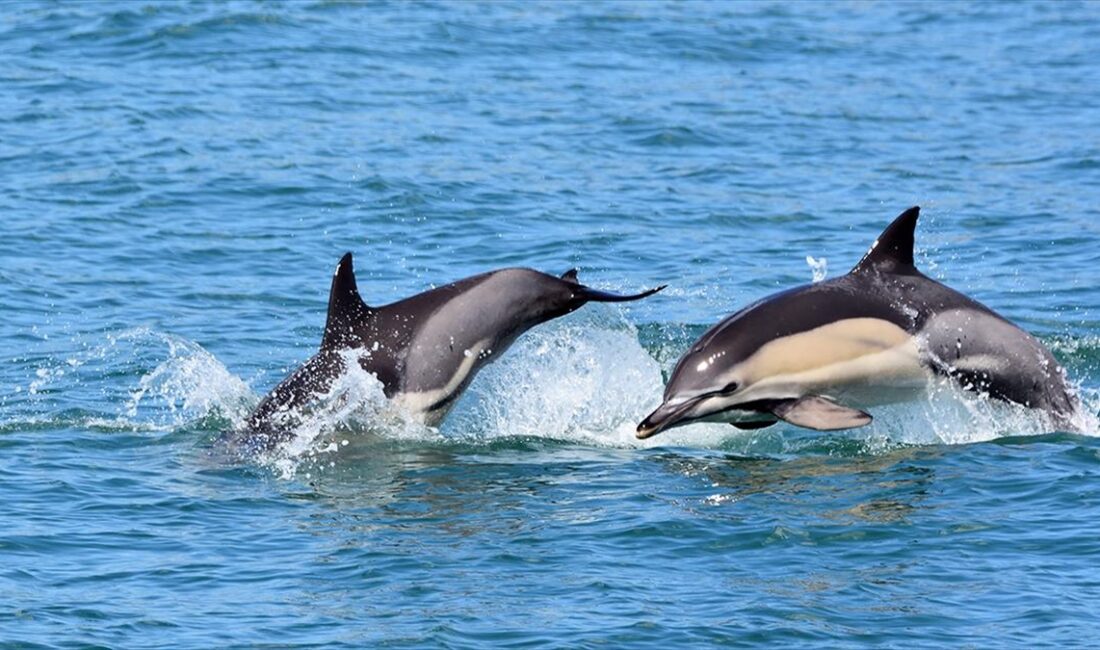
top-left (730, 420), bottom-right (777, 430)
top-left (770, 396), bottom-right (872, 431)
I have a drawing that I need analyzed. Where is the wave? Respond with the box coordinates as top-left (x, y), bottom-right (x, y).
top-left (5, 316), bottom-right (1099, 479)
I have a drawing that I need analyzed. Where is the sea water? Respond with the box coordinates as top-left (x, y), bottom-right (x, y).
top-left (3, 2), bottom-right (1100, 647)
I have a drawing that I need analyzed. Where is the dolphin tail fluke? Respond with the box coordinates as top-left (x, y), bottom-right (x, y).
top-left (562, 268), bottom-right (665, 303)
top-left (321, 252), bottom-right (372, 350)
top-left (577, 284), bottom-right (666, 303)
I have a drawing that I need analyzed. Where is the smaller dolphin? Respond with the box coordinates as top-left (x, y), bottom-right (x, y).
top-left (247, 254), bottom-right (663, 437)
top-left (637, 207), bottom-right (1079, 439)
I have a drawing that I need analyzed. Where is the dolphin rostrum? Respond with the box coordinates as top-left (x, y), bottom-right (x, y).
top-left (637, 207), bottom-right (1079, 438)
top-left (248, 254), bottom-right (664, 436)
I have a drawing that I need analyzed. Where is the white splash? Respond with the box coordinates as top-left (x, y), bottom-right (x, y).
top-left (853, 374), bottom-right (1099, 448)
top-left (806, 255), bottom-right (828, 282)
top-left (262, 349), bottom-right (437, 479)
top-left (125, 333), bottom-right (254, 429)
top-left (443, 309), bottom-right (665, 447)
top-left (25, 322), bottom-right (1093, 480)
top-left (17, 328), bottom-right (255, 433)
top-left (231, 317), bottom-right (1100, 463)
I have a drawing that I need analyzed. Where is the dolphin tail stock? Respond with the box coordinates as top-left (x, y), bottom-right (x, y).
top-left (321, 252), bottom-right (374, 350)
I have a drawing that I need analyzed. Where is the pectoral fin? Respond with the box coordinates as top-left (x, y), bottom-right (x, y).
top-left (770, 396), bottom-right (872, 431)
top-left (730, 419), bottom-right (777, 430)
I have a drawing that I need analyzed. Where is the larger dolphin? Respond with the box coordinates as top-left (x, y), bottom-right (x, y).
top-left (248, 254), bottom-right (663, 436)
top-left (637, 207), bottom-right (1079, 438)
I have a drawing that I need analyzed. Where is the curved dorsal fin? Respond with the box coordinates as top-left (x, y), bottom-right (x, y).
top-left (851, 206), bottom-right (920, 275)
top-left (321, 252), bottom-right (371, 350)
top-left (560, 268), bottom-right (580, 284)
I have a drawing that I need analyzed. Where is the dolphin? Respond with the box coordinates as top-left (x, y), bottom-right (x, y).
top-left (247, 254), bottom-right (664, 437)
top-left (636, 207), bottom-right (1080, 439)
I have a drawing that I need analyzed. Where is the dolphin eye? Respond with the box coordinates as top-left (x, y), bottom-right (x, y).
top-left (720, 381), bottom-right (739, 394)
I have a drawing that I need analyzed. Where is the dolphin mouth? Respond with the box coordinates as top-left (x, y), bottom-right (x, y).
top-left (636, 397), bottom-right (706, 439)
top-left (638, 396), bottom-right (778, 439)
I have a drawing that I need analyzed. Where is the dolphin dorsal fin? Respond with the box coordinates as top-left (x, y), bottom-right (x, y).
top-left (321, 252), bottom-right (371, 350)
top-left (560, 268), bottom-right (580, 284)
top-left (851, 206), bottom-right (920, 275)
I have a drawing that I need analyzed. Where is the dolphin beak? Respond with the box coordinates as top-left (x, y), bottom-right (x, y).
top-left (636, 398), bottom-right (700, 439)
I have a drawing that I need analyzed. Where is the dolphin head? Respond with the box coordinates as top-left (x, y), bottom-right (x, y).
top-left (637, 322), bottom-right (765, 439)
top-left (636, 286), bottom-right (819, 439)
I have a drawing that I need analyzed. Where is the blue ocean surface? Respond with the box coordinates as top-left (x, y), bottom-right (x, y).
top-left (3, 1), bottom-right (1100, 647)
